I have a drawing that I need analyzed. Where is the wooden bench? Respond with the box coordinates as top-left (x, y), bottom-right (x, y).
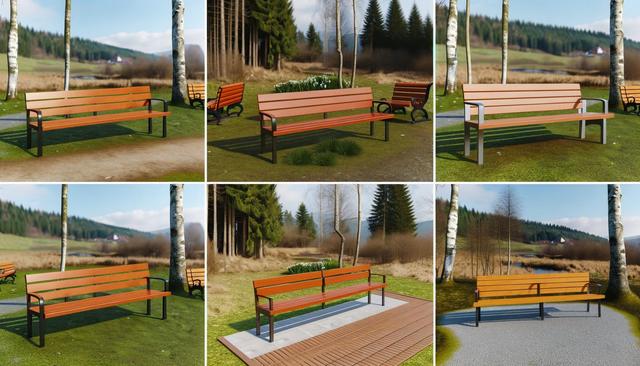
top-left (253, 264), bottom-right (386, 342)
top-left (462, 83), bottom-right (615, 165)
top-left (186, 267), bottom-right (205, 296)
top-left (377, 81), bottom-right (432, 122)
top-left (473, 272), bottom-right (604, 327)
top-left (620, 85), bottom-right (640, 113)
top-left (0, 262), bottom-right (16, 283)
top-left (25, 86), bottom-right (170, 157)
top-left (257, 87), bottom-right (395, 163)
top-left (25, 263), bottom-right (171, 347)
top-left (187, 83), bottom-right (206, 107)
top-left (208, 82), bottom-right (245, 124)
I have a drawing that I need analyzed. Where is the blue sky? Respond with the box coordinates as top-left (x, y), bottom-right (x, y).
top-left (436, 184), bottom-right (640, 238)
top-left (276, 184), bottom-right (433, 223)
top-left (0, 0), bottom-right (205, 53)
top-left (0, 184), bottom-right (206, 232)
top-left (458, 0), bottom-right (640, 42)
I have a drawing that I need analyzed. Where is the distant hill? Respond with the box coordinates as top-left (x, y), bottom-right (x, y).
top-left (435, 4), bottom-right (640, 55)
top-left (0, 199), bottom-right (149, 241)
top-left (0, 18), bottom-right (150, 62)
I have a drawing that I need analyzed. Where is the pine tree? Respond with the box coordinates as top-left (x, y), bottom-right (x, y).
top-left (407, 4), bottom-right (424, 53)
top-left (361, 0), bottom-right (386, 51)
top-left (253, 0), bottom-right (297, 70)
top-left (295, 203), bottom-right (316, 239)
top-left (282, 210), bottom-right (295, 227)
top-left (384, 0), bottom-right (408, 50)
top-left (306, 23), bottom-right (322, 55)
top-left (368, 185), bottom-right (417, 237)
top-left (425, 15), bottom-right (433, 55)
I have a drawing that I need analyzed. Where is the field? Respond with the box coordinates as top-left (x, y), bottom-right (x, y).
top-left (208, 71), bottom-right (433, 181)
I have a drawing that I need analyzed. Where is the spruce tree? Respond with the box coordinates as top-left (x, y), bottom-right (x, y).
top-left (252, 0), bottom-right (297, 70)
top-left (407, 4), bottom-right (425, 53)
top-left (361, 0), bottom-right (386, 51)
top-left (425, 15), bottom-right (433, 55)
top-left (384, 0), bottom-right (408, 50)
top-left (368, 185), bottom-right (417, 236)
top-left (282, 210), bottom-right (295, 227)
top-left (306, 23), bottom-right (322, 55)
top-left (295, 203), bottom-right (316, 238)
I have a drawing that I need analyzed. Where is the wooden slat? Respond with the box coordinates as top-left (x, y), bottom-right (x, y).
top-left (28, 92), bottom-right (151, 109)
top-left (39, 279), bottom-right (148, 301)
top-left (40, 100), bottom-right (149, 117)
top-left (463, 83), bottom-right (581, 92)
top-left (25, 86), bottom-right (150, 101)
top-left (469, 112), bottom-right (614, 129)
top-left (477, 272), bottom-right (589, 281)
top-left (29, 270), bottom-right (149, 293)
top-left (256, 279), bottom-right (323, 296)
top-left (253, 271), bottom-right (323, 288)
top-left (474, 293), bottom-right (604, 308)
top-left (30, 110), bottom-right (170, 131)
top-left (478, 280), bottom-right (589, 291)
top-left (258, 87), bottom-right (371, 102)
top-left (263, 112), bottom-right (393, 136)
top-left (26, 263), bottom-right (149, 283)
top-left (324, 264), bottom-right (370, 277)
top-left (324, 272), bottom-right (369, 286)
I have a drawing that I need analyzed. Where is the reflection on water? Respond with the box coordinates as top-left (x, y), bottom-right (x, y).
top-left (513, 261), bottom-right (562, 274)
top-left (511, 68), bottom-right (569, 75)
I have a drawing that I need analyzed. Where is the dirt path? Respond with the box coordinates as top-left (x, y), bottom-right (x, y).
top-left (0, 137), bottom-right (204, 181)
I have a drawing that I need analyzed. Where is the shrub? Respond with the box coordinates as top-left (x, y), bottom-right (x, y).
top-left (315, 139), bottom-right (362, 156)
top-left (312, 151), bottom-right (336, 166)
top-left (287, 259), bottom-right (340, 274)
top-left (284, 149), bottom-right (314, 165)
top-left (274, 75), bottom-right (350, 93)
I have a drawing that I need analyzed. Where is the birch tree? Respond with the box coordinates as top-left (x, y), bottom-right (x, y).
top-left (353, 184), bottom-right (362, 266)
top-left (60, 184), bottom-right (68, 271)
top-left (170, 184), bottom-right (187, 292)
top-left (606, 184), bottom-right (632, 300)
top-left (501, 0), bottom-right (509, 84)
top-left (336, 0), bottom-right (344, 88)
top-left (335, 185), bottom-right (345, 267)
top-left (172, 0), bottom-right (187, 104)
top-left (63, 0), bottom-right (71, 91)
top-left (5, 0), bottom-right (18, 100)
top-left (609, 0), bottom-right (624, 109)
top-left (465, 0), bottom-right (472, 83)
top-left (351, 0), bottom-right (358, 87)
top-left (440, 184), bottom-right (459, 282)
top-left (444, 0), bottom-right (458, 94)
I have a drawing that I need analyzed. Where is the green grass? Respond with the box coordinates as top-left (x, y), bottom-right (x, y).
top-left (0, 266), bottom-right (204, 365)
top-left (208, 76), bottom-right (433, 181)
top-left (0, 53), bottom-right (104, 74)
top-left (208, 268), bottom-right (433, 365)
top-left (454, 236), bottom-right (541, 254)
top-left (0, 233), bottom-right (97, 252)
top-left (435, 87), bottom-right (640, 181)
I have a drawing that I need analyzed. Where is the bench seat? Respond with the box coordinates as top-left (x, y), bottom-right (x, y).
top-left (261, 112), bottom-right (393, 136)
top-left (29, 289), bottom-right (171, 318)
top-left (258, 282), bottom-right (386, 315)
top-left (28, 110), bottom-right (170, 132)
top-left (474, 293), bottom-right (604, 308)
top-left (467, 112), bottom-right (615, 130)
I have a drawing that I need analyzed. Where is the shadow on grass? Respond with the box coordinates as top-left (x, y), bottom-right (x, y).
top-left (440, 306), bottom-right (601, 328)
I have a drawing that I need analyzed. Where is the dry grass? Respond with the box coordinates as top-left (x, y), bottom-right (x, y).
top-left (211, 247), bottom-right (326, 274)
top-left (373, 259), bottom-right (433, 283)
top-left (435, 250), bottom-right (532, 280)
top-left (516, 256), bottom-right (640, 281)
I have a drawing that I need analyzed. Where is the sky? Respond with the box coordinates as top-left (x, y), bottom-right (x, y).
top-left (0, 0), bottom-right (205, 54)
top-left (436, 184), bottom-right (640, 239)
top-left (276, 184), bottom-right (433, 223)
top-left (457, 0), bottom-right (640, 42)
top-left (0, 184), bottom-right (206, 232)
top-left (292, 0), bottom-right (432, 37)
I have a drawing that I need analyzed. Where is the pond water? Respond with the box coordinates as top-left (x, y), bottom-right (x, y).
top-left (513, 261), bottom-right (563, 274)
top-left (511, 68), bottom-right (569, 75)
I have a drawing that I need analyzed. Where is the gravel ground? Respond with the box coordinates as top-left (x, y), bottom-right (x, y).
top-left (0, 297), bottom-right (25, 316)
top-left (440, 302), bottom-right (640, 366)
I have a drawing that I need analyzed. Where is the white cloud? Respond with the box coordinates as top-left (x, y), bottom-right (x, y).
top-left (0, 0), bottom-right (56, 29)
top-left (93, 206), bottom-right (205, 232)
top-left (553, 216), bottom-right (607, 238)
top-left (0, 185), bottom-right (52, 211)
top-left (95, 28), bottom-right (205, 54)
top-left (576, 16), bottom-right (640, 42)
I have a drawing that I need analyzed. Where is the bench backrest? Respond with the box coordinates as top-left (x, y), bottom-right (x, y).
top-left (186, 267), bottom-right (205, 287)
top-left (392, 82), bottom-right (431, 106)
top-left (25, 263), bottom-right (150, 300)
top-left (214, 82), bottom-right (245, 109)
top-left (258, 87), bottom-right (374, 118)
top-left (463, 83), bottom-right (583, 116)
top-left (323, 264), bottom-right (371, 285)
top-left (620, 85), bottom-right (640, 103)
top-left (188, 83), bottom-right (206, 101)
top-left (0, 262), bottom-right (15, 275)
top-left (476, 272), bottom-right (591, 300)
top-left (25, 86), bottom-right (153, 118)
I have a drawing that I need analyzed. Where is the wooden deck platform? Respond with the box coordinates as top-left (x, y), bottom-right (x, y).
top-left (220, 292), bottom-right (433, 366)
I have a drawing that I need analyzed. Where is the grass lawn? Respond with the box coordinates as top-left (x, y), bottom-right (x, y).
top-left (0, 54), bottom-right (103, 74)
top-left (208, 268), bottom-right (433, 365)
top-left (0, 266), bottom-right (204, 366)
top-left (0, 233), bottom-right (97, 252)
top-left (435, 87), bottom-right (640, 181)
top-left (208, 76), bottom-right (433, 181)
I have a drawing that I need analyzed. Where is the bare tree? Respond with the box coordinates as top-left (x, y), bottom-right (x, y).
top-left (440, 184), bottom-right (459, 282)
top-left (335, 185), bottom-right (345, 267)
top-left (498, 185), bottom-right (519, 274)
top-left (172, 0), bottom-right (187, 103)
top-left (336, 0), bottom-right (344, 87)
top-left (606, 184), bottom-right (632, 300)
top-left (5, 0), bottom-right (18, 100)
top-left (501, 0), bottom-right (509, 84)
top-left (60, 184), bottom-right (68, 271)
top-left (170, 184), bottom-right (187, 292)
top-left (465, 0), bottom-right (472, 83)
top-left (350, 0), bottom-right (358, 87)
top-left (445, 0), bottom-right (459, 94)
top-left (209, 184), bottom-right (218, 274)
top-left (63, 0), bottom-right (71, 91)
top-left (609, 0), bottom-right (624, 109)
top-left (353, 184), bottom-right (362, 265)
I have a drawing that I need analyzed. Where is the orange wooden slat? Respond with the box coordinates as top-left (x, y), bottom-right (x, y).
top-left (324, 272), bottom-right (369, 286)
top-left (27, 92), bottom-right (151, 109)
top-left (39, 100), bottom-right (149, 118)
top-left (30, 110), bottom-right (170, 131)
top-left (258, 87), bottom-right (372, 103)
top-left (39, 279), bottom-right (148, 301)
top-left (253, 271), bottom-right (323, 288)
top-left (256, 279), bottom-right (323, 296)
top-left (324, 264), bottom-right (371, 277)
top-left (26, 263), bottom-right (149, 283)
top-left (29, 270), bottom-right (150, 293)
top-left (474, 293), bottom-right (604, 308)
top-left (468, 112), bottom-right (614, 129)
top-left (25, 86), bottom-right (151, 102)
top-left (264, 112), bottom-right (393, 136)
top-left (463, 83), bottom-right (581, 92)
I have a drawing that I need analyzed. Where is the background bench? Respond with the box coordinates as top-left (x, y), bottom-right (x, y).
top-left (253, 264), bottom-right (386, 342)
top-left (620, 85), bottom-right (640, 113)
top-left (186, 267), bottom-right (204, 296)
top-left (473, 272), bottom-right (604, 327)
top-left (187, 83), bottom-right (206, 107)
top-left (0, 262), bottom-right (16, 283)
top-left (462, 83), bottom-right (614, 165)
top-left (25, 263), bottom-right (171, 347)
top-left (25, 86), bottom-right (170, 157)
top-left (208, 82), bottom-right (244, 124)
top-left (257, 87), bottom-right (394, 163)
top-left (377, 81), bottom-right (432, 122)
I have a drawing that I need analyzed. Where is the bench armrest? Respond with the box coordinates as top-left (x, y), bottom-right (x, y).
top-left (464, 101), bottom-right (485, 124)
top-left (580, 98), bottom-right (608, 114)
top-left (27, 293), bottom-right (45, 307)
top-left (148, 98), bottom-right (169, 112)
top-left (26, 109), bottom-right (43, 124)
top-left (259, 112), bottom-right (278, 131)
top-left (373, 100), bottom-right (393, 112)
top-left (589, 282), bottom-right (603, 294)
top-left (370, 273), bottom-right (387, 283)
top-left (146, 276), bottom-right (169, 292)
top-left (256, 294), bottom-right (274, 310)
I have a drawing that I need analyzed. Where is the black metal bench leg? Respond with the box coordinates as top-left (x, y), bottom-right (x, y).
top-left (587, 301), bottom-right (590, 312)
top-left (26, 125), bottom-right (32, 149)
top-left (382, 288), bottom-right (385, 306)
top-left (477, 129), bottom-right (484, 165)
top-left (255, 310), bottom-right (261, 336)
top-left (598, 301), bottom-right (601, 317)
top-left (601, 119), bottom-right (606, 144)
top-left (540, 303), bottom-right (544, 320)
top-left (37, 126), bottom-right (43, 157)
top-left (464, 123), bottom-right (470, 157)
top-left (370, 121), bottom-right (374, 136)
top-left (162, 296), bottom-right (167, 320)
top-left (148, 118), bottom-right (153, 134)
top-left (162, 116), bottom-right (167, 138)
top-left (384, 121), bottom-right (389, 141)
top-left (271, 135), bottom-right (277, 164)
top-left (368, 291), bottom-right (371, 304)
top-left (269, 315), bottom-right (274, 343)
top-left (38, 313), bottom-right (45, 347)
top-left (260, 130), bottom-right (265, 153)
top-left (147, 299), bottom-right (151, 315)
top-left (26, 310), bottom-right (32, 338)
top-left (476, 307), bottom-right (480, 327)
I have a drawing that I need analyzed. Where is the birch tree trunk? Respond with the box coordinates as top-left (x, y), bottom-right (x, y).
top-left (336, 0), bottom-right (344, 88)
top-left (335, 185), bottom-right (345, 267)
top-left (445, 0), bottom-right (458, 94)
top-left (440, 184), bottom-right (459, 282)
top-left (172, 0), bottom-right (187, 104)
top-left (350, 0), bottom-right (357, 87)
top-left (465, 0), bottom-right (472, 83)
top-left (606, 184), bottom-right (632, 300)
top-left (64, 0), bottom-right (71, 91)
top-left (353, 184), bottom-right (362, 266)
top-left (609, 0), bottom-right (624, 109)
top-left (60, 184), bottom-right (68, 271)
top-left (501, 0), bottom-right (509, 84)
top-left (170, 184), bottom-right (187, 292)
top-left (5, 0), bottom-right (18, 100)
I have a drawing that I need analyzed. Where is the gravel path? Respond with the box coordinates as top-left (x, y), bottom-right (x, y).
top-left (0, 297), bottom-right (25, 316)
top-left (0, 112), bottom-right (25, 131)
top-left (440, 303), bottom-right (640, 365)
top-left (436, 109), bottom-right (464, 128)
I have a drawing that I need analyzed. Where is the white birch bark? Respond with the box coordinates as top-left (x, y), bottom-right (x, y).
top-left (172, 0), bottom-right (187, 103)
top-left (350, 0), bottom-right (357, 87)
top-left (170, 184), bottom-right (187, 292)
top-left (441, 184), bottom-right (459, 281)
top-left (607, 184), bottom-right (631, 299)
top-left (64, 0), bottom-right (71, 91)
top-left (609, 0), bottom-right (625, 109)
top-left (445, 0), bottom-right (458, 94)
top-left (60, 184), bottom-right (68, 271)
top-left (501, 0), bottom-right (509, 84)
top-left (353, 184), bottom-right (362, 266)
top-left (6, 0), bottom-right (18, 100)
top-left (335, 185), bottom-right (345, 267)
top-left (336, 0), bottom-right (344, 88)
top-left (465, 0), bottom-right (472, 83)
